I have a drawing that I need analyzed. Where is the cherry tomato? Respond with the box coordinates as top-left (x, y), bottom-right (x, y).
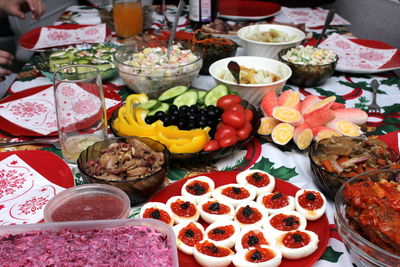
top-left (217, 95), bottom-right (242, 110)
top-left (245, 109), bottom-right (254, 121)
top-left (219, 136), bottom-right (238, 148)
top-left (214, 125), bottom-right (237, 140)
top-left (227, 104), bottom-right (245, 113)
top-left (237, 122), bottom-right (253, 141)
top-left (203, 140), bottom-right (220, 151)
top-left (222, 110), bottom-right (246, 129)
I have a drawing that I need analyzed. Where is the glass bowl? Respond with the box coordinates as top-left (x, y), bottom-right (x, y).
top-left (113, 40), bottom-right (203, 98)
top-left (335, 169), bottom-right (400, 266)
top-left (278, 47), bottom-right (338, 87)
top-left (77, 136), bottom-right (170, 205)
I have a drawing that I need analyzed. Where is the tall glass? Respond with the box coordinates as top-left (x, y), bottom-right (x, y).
top-left (53, 65), bottom-right (108, 164)
top-left (113, 0), bottom-right (143, 38)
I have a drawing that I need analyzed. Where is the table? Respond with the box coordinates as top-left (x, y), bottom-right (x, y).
top-left (1, 4), bottom-right (400, 266)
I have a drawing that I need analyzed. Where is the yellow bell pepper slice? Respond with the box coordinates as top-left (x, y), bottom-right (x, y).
top-left (126, 93), bottom-right (149, 121)
top-left (168, 131), bottom-right (210, 154)
top-left (134, 107), bottom-right (150, 127)
top-left (157, 131), bottom-right (192, 146)
top-left (158, 124), bottom-right (211, 139)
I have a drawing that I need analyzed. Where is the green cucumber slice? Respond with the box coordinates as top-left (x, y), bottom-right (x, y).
top-left (197, 90), bottom-right (207, 104)
top-left (204, 84), bottom-right (229, 106)
top-left (138, 99), bottom-right (161, 110)
top-left (158, 86), bottom-right (188, 102)
top-left (173, 91), bottom-right (198, 108)
top-left (148, 103), bottom-right (170, 116)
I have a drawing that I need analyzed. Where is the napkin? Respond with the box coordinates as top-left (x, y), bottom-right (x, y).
top-left (282, 7), bottom-right (350, 28)
top-left (32, 24), bottom-right (107, 50)
top-left (378, 130), bottom-right (400, 155)
top-left (0, 154), bottom-right (65, 225)
top-left (0, 85), bottom-right (120, 135)
top-left (319, 33), bottom-right (397, 70)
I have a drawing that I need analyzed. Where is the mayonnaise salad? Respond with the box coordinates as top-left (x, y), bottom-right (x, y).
top-left (281, 45), bottom-right (337, 65)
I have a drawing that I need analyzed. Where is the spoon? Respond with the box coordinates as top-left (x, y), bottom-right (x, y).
top-left (315, 9), bottom-right (335, 47)
top-left (228, 61), bottom-right (241, 84)
top-left (166, 0), bottom-right (185, 60)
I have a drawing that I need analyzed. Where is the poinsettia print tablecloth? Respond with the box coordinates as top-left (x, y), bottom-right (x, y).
top-left (0, 154), bottom-right (65, 225)
top-left (281, 7), bottom-right (350, 28)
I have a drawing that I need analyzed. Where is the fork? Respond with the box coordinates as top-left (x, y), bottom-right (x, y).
top-left (0, 139), bottom-right (61, 150)
top-left (367, 79), bottom-right (381, 113)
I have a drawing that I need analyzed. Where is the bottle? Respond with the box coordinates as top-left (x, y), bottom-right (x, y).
top-left (189, 0), bottom-right (217, 29)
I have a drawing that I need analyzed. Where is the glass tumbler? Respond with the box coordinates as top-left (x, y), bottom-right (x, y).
top-left (53, 65), bottom-right (108, 164)
top-left (113, 0), bottom-right (143, 39)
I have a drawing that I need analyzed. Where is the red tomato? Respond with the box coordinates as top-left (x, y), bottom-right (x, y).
top-left (228, 104), bottom-right (245, 113)
top-left (237, 122), bottom-right (253, 141)
top-left (219, 136), bottom-right (238, 148)
top-left (222, 110), bottom-right (246, 129)
top-left (217, 95), bottom-right (242, 110)
top-left (203, 140), bottom-right (220, 151)
top-left (216, 122), bottom-right (224, 129)
top-left (245, 109), bottom-right (254, 121)
top-left (214, 125), bottom-right (237, 140)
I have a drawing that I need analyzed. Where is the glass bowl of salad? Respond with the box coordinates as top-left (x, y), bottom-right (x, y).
top-left (114, 40), bottom-right (203, 98)
top-left (278, 45), bottom-right (339, 87)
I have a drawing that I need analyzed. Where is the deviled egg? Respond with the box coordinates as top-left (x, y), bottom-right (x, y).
top-left (205, 220), bottom-right (241, 249)
top-left (194, 240), bottom-right (234, 267)
top-left (295, 189), bottom-right (327, 221)
top-left (257, 192), bottom-right (295, 214)
top-left (173, 221), bottom-right (204, 255)
top-left (166, 196), bottom-right (199, 224)
top-left (139, 202), bottom-right (174, 226)
top-left (263, 210), bottom-right (307, 237)
top-left (212, 183), bottom-right (256, 208)
top-left (232, 245), bottom-right (282, 267)
top-left (234, 201), bottom-right (268, 228)
top-left (235, 226), bottom-right (276, 252)
top-left (236, 169), bottom-right (275, 196)
top-left (198, 198), bottom-right (235, 224)
top-left (276, 230), bottom-right (319, 259)
top-left (181, 176), bottom-right (215, 203)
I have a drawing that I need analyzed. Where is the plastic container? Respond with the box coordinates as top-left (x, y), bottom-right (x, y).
top-left (44, 184), bottom-right (131, 223)
top-left (0, 218), bottom-right (178, 267)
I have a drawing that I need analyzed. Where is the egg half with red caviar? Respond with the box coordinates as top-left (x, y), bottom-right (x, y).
top-left (235, 226), bottom-right (276, 252)
top-left (166, 196), bottom-right (199, 224)
top-left (194, 240), bottom-right (234, 267)
top-left (276, 230), bottom-right (319, 259)
top-left (173, 221), bottom-right (204, 255)
top-left (181, 176), bottom-right (215, 203)
top-left (139, 202), bottom-right (174, 226)
top-left (263, 210), bottom-right (307, 237)
top-left (205, 220), bottom-right (241, 249)
top-left (295, 189), bottom-right (327, 221)
top-left (257, 192), bottom-right (295, 214)
top-left (212, 183), bottom-right (256, 208)
top-left (233, 245), bottom-right (282, 267)
top-left (236, 169), bottom-right (275, 196)
top-left (234, 201), bottom-right (268, 228)
top-left (198, 198), bottom-right (235, 224)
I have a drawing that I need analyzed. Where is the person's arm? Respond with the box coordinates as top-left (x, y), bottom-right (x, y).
top-left (0, 0), bottom-right (45, 20)
top-left (0, 50), bottom-right (13, 78)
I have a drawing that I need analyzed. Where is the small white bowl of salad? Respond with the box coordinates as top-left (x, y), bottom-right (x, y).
top-left (209, 56), bottom-right (292, 106)
top-left (237, 24), bottom-right (306, 59)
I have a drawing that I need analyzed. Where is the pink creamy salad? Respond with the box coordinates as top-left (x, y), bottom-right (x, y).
top-left (0, 225), bottom-right (174, 266)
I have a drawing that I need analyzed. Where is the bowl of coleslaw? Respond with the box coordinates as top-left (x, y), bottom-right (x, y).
top-left (237, 24), bottom-right (305, 59)
top-left (114, 40), bottom-right (203, 97)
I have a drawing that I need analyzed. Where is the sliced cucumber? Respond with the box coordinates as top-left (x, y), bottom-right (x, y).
top-left (173, 91), bottom-right (198, 108)
top-left (204, 84), bottom-right (229, 106)
top-left (138, 99), bottom-right (161, 110)
top-left (158, 86), bottom-right (188, 102)
top-left (197, 90), bottom-right (207, 104)
top-left (148, 102), bottom-right (170, 116)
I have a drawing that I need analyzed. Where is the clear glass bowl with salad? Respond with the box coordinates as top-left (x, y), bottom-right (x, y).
top-left (114, 40), bottom-right (203, 98)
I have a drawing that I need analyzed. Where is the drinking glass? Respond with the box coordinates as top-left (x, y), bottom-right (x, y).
top-left (113, 0), bottom-right (143, 38)
top-left (53, 65), bottom-right (108, 164)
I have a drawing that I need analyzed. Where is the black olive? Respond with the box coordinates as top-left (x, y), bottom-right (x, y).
top-left (188, 114), bottom-right (197, 120)
top-left (199, 109), bottom-right (207, 115)
top-left (170, 109), bottom-right (179, 116)
top-left (251, 172), bottom-right (263, 182)
top-left (169, 105), bottom-right (178, 112)
top-left (179, 105), bottom-right (189, 111)
top-left (178, 110), bottom-right (187, 118)
top-left (242, 205), bottom-right (254, 218)
top-left (184, 229), bottom-right (195, 238)
top-left (145, 116), bottom-right (155, 124)
top-left (212, 228), bottom-right (225, 235)
top-left (177, 120), bottom-right (186, 130)
top-left (189, 105), bottom-right (199, 113)
top-left (306, 192), bottom-right (316, 201)
top-left (187, 120), bottom-right (197, 129)
top-left (215, 106), bottom-right (223, 115)
top-left (248, 235), bottom-right (259, 246)
top-left (272, 192), bottom-right (283, 200)
top-left (207, 110), bottom-right (217, 118)
top-left (163, 118), bottom-right (173, 127)
top-left (208, 202), bottom-right (220, 211)
top-left (250, 250), bottom-right (263, 261)
top-left (198, 120), bottom-right (207, 128)
top-left (293, 234), bottom-right (304, 242)
top-left (155, 111), bottom-right (165, 119)
top-left (170, 115), bottom-right (178, 122)
top-left (200, 114), bottom-right (208, 121)
top-left (282, 216), bottom-right (299, 226)
top-left (207, 120), bottom-right (217, 127)
top-left (149, 209), bottom-right (161, 219)
top-left (187, 182), bottom-right (206, 195)
top-left (207, 105), bottom-right (217, 112)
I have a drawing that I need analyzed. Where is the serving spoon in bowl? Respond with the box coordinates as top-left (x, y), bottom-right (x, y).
top-left (228, 60), bottom-right (241, 84)
top-left (315, 9), bottom-right (335, 47)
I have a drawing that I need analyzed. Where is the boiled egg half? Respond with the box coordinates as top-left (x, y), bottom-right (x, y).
top-left (166, 196), bottom-right (199, 224)
top-left (173, 221), bottom-right (204, 255)
top-left (257, 192), bottom-right (295, 214)
top-left (234, 201), bottom-right (268, 229)
top-left (194, 240), bottom-right (234, 267)
top-left (181, 176), bottom-right (215, 204)
top-left (212, 183), bottom-right (256, 208)
top-left (204, 220), bottom-right (241, 249)
top-left (198, 198), bottom-right (235, 224)
top-left (235, 226), bottom-right (276, 252)
top-left (139, 202), bottom-right (174, 226)
top-left (236, 169), bottom-right (275, 196)
top-left (263, 210), bottom-right (307, 237)
top-left (276, 230), bottom-right (319, 259)
top-left (232, 245), bottom-right (282, 267)
top-left (295, 189), bottom-right (327, 221)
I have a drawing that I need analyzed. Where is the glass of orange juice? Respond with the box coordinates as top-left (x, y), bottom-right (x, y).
top-left (113, 0), bottom-right (143, 38)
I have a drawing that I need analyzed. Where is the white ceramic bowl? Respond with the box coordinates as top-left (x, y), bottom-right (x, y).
top-left (209, 56), bottom-right (292, 105)
top-left (237, 24), bottom-right (306, 59)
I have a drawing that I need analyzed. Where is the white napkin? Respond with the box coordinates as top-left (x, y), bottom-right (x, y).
top-left (282, 7), bottom-right (350, 28)
top-left (32, 24), bottom-right (107, 50)
top-left (0, 85), bottom-right (120, 135)
top-left (319, 33), bottom-right (397, 70)
top-left (0, 154), bottom-right (65, 225)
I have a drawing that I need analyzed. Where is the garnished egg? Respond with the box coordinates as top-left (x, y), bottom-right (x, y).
top-left (295, 189), bottom-right (327, 221)
top-left (173, 221), bottom-right (204, 255)
top-left (257, 192), bottom-right (295, 214)
top-left (232, 245), bottom-right (282, 267)
top-left (234, 201), bottom-right (268, 228)
top-left (194, 240), bottom-right (234, 267)
top-left (236, 169), bottom-right (275, 196)
top-left (276, 230), bottom-right (319, 259)
top-left (181, 176), bottom-right (215, 203)
top-left (198, 198), bottom-right (235, 224)
top-left (204, 220), bottom-right (241, 248)
top-left (235, 226), bottom-right (276, 252)
top-left (139, 202), bottom-right (174, 226)
top-left (212, 183), bottom-right (256, 208)
top-left (166, 196), bottom-right (199, 224)
top-left (263, 210), bottom-right (307, 237)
